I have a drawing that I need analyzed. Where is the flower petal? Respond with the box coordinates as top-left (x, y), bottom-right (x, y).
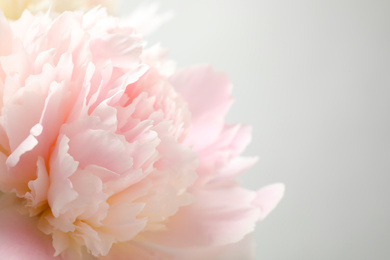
top-left (171, 65), bottom-right (231, 120)
top-left (253, 183), bottom-right (285, 221)
top-left (171, 65), bottom-right (232, 151)
top-left (0, 204), bottom-right (61, 260)
top-left (0, 12), bottom-right (12, 55)
top-left (142, 186), bottom-right (260, 248)
top-left (166, 233), bottom-right (256, 260)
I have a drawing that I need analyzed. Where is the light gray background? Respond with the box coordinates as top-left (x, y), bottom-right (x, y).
top-left (120, 1), bottom-right (390, 259)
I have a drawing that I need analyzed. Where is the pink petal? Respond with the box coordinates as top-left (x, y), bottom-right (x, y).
top-left (166, 233), bottom-right (256, 260)
top-left (47, 134), bottom-right (79, 218)
top-left (171, 65), bottom-right (232, 150)
top-left (6, 123), bottom-right (42, 168)
top-left (253, 183), bottom-right (285, 221)
top-left (46, 12), bottom-right (83, 64)
top-left (218, 156), bottom-right (258, 179)
top-left (171, 65), bottom-right (232, 121)
top-left (103, 234), bottom-right (255, 260)
top-left (0, 204), bottom-right (61, 260)
top-left (142, 186), bottom-right (260, 248)
top-left (90, 32), bottom-right (142, 69)
top-left (0, 12), bottom-right (12, 56)
top-left (0, 49), bottom-right (32, 86)
top-left (195, 124), bottom-right (253, 185)
top-left (3, 86), bottom-right (45, 152)
top-left (101, 201), bottom-right (147, 242)
top-left (100, 241), bottom-right (171, 260)
top-left (26, 156), bottom-right (50, 207)
top-left (125, 3), bottom-right (174, 36)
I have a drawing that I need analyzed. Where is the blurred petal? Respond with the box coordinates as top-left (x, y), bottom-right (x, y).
top-left (104, 233), bottom-right (255, 260)
top-left (100, 241), bottom-right (170, 260)
top-left (253, 183), bottom-right (285, 221)
top-left (124, 3), bottom-right (174, 36)
top-left (171, 65), bottom-right (232, 121)
top-left (142, 186), bottom-right (260, 248)
top-left (167, 233), bottom-right (256, 260)
top-left (0, 204), bottom-right (61, 259)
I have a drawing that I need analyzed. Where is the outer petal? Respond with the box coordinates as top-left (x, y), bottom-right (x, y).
top-left (253, 183), bottom-right (285, 221)
top-left (100, 241), bottom-right (171, 260)
top-left (141, 186), bottom-right (260, 248)
top-left (102, 234), bottom-right (255, 260)
top-left (171, 65), bottom-right (231, 121)
top-left (166, 233), bottom-right (256, 260)
top-left (194, 124), bottom-right (253, 185)
top-left (124, 3), bottom-right (174, 36)
top-left (0, 202), bottom-right (61, 260)
top-left (171, 65), bottom-right (232, 150)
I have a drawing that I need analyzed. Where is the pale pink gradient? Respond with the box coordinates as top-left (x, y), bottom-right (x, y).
top-left (0, 6), bottom-right (284, 260)
top-left (0, 0), bottom-right (118, 20)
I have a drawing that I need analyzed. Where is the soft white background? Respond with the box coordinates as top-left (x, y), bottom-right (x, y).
top-left (120, 1), bottom-right (390, 259)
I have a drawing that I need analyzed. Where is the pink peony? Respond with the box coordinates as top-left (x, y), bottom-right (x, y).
top-left (0, 7), bottom-right (284, 260)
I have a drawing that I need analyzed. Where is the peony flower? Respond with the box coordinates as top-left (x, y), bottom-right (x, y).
top-left (0, 0), bottom-right (117, 19)
top-left (0, 6), bottom-right (284, 260)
